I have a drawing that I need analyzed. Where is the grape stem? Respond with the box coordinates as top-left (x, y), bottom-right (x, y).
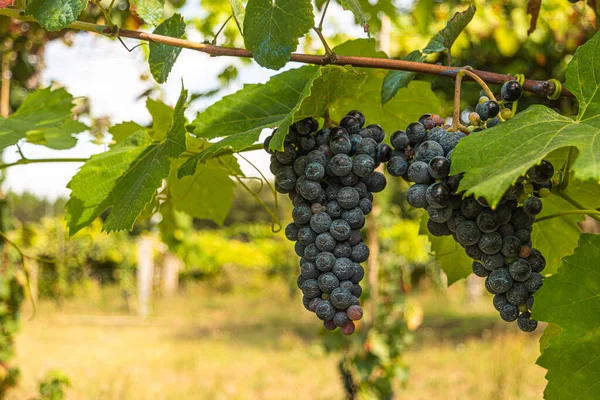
top-left (211, 15), bottom-right (233, 45)
top-left (555, 191), bottom-right (600, 223)
top-left (535, 209), bottom-right (600, 223)
top-left (448, 70), bottom-right (470, 133)
top-left (0, 8), bottom-right (573, 98)
top-left (0, 157), bottom-right (89, 170)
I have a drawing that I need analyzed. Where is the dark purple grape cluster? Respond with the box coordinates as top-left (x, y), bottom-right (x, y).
top-left (386, 93), bottom-right (553, 332)
top-left (266, 111), bottom-right (390, 335)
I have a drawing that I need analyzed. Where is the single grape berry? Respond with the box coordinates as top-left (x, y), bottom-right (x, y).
top-left (485, 268), bottom-right (513, 294)
top-left (330, 219), bottom-right (352, 242)
top-left (517, 312), bottom-right (538, 332)
top-left (524, 272), bottom-right (543, 293)
top-left (341, 321), bottom-right (356, 335)
top-left (478, 232), bottom-right (503, 255)
top-left (407, 161), bottom-right (432, 184)
top-left (301, 279), bottom-right (322, 299)
top-left (508, 259), bottom-right (532, 282)
top-left (406, 184), bottom-right (428, 209)
top-left (333, 258), bottom-right (355, 280)
top-left (406, 122), bottom-right (427, 145)
top-left (500, 304), bottom-right (519, 322)
top-left (472, 261), bottom-right (489, 277)
top-left (353, 154), bottom-right (376, 178)
top-left (506, 282), bottom-right (529, 306)
top-left (493, 293), bottom-right (508, 311)
top-left (427, 219), bottom-right (452, 236)
top-left (456, 221), bottom-right (482, 246)
top-left (501, 236), bottom-right (522, 258)
top-left (501, 80), bottom-right (523, 102)
top-left (316, 300), bottom-right (336, 321)
top-left (527, 248), bottom-right (546, 273)
top-left (426, 182), bottom-right (451, 208)
top-left (476, 210), bottom-right (500, 233)
top-left (316, 252), bottom-right (335, 272)
top-left (428, 156), bottom-right (451, 179)
top-left (523, 197), bottom-right (543, 216)
top-left (310, 212), bottom-right (332, 234)
top-left (330, 287), bottom-right (354, 310)
top-left (387, 157), bottom-right (409, 177)
top-left (347, 305), bottom-right (363, 321)
top-left (482, 252), bottom-right (505, 271)
top-left (350, 243), bottom-right (370, 263)
top-left (318, 272), bottom-right (340, 294)
top-left (390, 130), bottom-right (409, 149)
top-left (301, 261), bottom-right (321, 279)
top-left (333, 311), bottom-right (350, 327)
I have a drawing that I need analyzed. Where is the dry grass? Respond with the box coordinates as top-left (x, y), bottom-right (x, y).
top-left (8, 282), bottom-right (546, 400)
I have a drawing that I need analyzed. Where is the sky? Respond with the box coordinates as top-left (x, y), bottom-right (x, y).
top-left (2, 3), bottom-right (365, 200)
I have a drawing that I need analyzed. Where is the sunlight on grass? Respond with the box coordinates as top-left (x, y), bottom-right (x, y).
top-left (8, 282), bottom-right (545, 399)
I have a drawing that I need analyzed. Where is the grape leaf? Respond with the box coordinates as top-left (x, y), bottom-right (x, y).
top-left (243, 0), bottom-right (314, 70)
top-left (423, 5), bottom-right (476, 54)
top-left (0, 87), bottom-right (76, 151)
top-left (131, 0), bottom-right (165, 25)
top-left (338, 0), bottom-right (367, 30)
top-left (451, 30), bottom-right (600, 206)
top-left (179, 65), bottom-right (366, 177)
top-left (332, 39), bottom-right (388, 60)
top-left (535, 233), bottom-right (600, 400)
top-left (381, 50), bottom-right (425, 105)
top-left (419, 215), bottom-right (472, 285)
top-left (330, 40), bottom-right (442, 133)
top-left (230, 0), bottom-right (246, 34)
top-left (25, 0), bottom-right (87, 31)
top-left (25, 119), bottom-right (87, 150)
top-left (532, 194), bottom-right (584, 276)
top-left (168, 158), bottom-right (236, 226)
top-left (102, 86), bottom-right (188, 232)
top-left (109, 121), bottom-right (145, 144)
top-left (149, 14), bottom-right (186, 83)
top-left (66, 131), bottom-right (153, 236)
top-left (146, 98), bottom-right (172, 140)
top-left (270, 65), bottom-right (367, 148)
top-left (539, 323), bottom-right (562, 353)
top-left (331, 78), bottom-right (443, 135)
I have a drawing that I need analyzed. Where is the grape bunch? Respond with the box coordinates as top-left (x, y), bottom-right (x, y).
top-left (265, 111), bottom-right (390, 335)
top-left (386, 81), bottom-right (550, 332)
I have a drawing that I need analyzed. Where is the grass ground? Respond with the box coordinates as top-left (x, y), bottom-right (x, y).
top-left (8, 281), bottom-right (546, 400)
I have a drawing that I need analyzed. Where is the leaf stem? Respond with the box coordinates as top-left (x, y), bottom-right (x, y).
top-left (211, 15), bottom-right (233, 45)
top-left (559, 147), bottom-right (577, 191)
top-left (0, 157), bottom-right (89, 170)
top-left (535, 209), bottom-right (600, 223)
top-left (318, 0), bottom-right (331, 30)
top-left (0, 8), bottom-right (572, 98)
top-left (312, 27), bottom-right (334, 57)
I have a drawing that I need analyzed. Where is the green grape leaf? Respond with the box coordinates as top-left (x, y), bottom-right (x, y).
top-left (102, 86), bottom-right (188, 232)
top-left (535, 233), bottom-right (600, 400)
top-left (451, 31), bottom-right (600, 206)
top-left (188, 66), bottom-right (317, 141)
top-left (331, 78), bottom-right (443, 135)
top-left (109, 121), bottom-right (145, 144)
top-left (179, 65), bottom-right (365, 177)
top-left (25, 119), bottom-right (87, 150)
top-left (146, 98), bottom-right (173, 140)
top-left (332, 38), bottom-right (388, 60)
top-left (381, 50), bottom-right (425, 105)
top-left (338, 0), bottom-right (367, 30)
top-left (331, 39), bottom-right (441, 132)
top-left (230, 0), bottom-right (246, 34)
top-left (65, 131), bottom-right (153, 236)
top-left (243, 0), bottom-right (314, 70)
top-left (0, 87), bottom-right (76, 151)
top-left (149, 14), bottom-right (186, 83)
top-left (131, 0), bottom-right (165, 25)
top-left (25, 0), bottom-right (87, 31)
top-left (423, 5), bottom-right (476, 54)
top-left (539, 323), bottom-right (562, 353)
top-left (168, 158), bottom-right (236, 226)
top-left (419, 214), bottom-right (472, 285)
top-left (532, 194), bottom-right (583, 276)
top-left (270, 65), bottom-right (367, 148)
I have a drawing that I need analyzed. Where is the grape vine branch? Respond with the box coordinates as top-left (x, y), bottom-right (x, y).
top-left (0, 8), bottom-right (572, 99)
